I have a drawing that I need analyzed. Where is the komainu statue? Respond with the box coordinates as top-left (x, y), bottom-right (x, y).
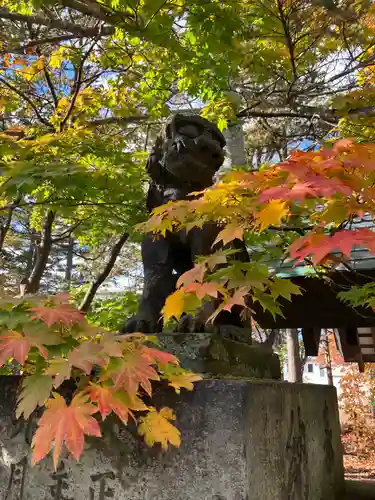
top-left (123, 114), bottom-right (248, 334)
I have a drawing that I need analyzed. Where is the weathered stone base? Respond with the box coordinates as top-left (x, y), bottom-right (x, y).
top-left (0, 377), bottom-right (344, 500)
top-left (158, 331), bottom-right (282, 379)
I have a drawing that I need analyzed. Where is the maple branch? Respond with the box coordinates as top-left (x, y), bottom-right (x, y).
top-left (60, 40), bottom-right (98, 130)
top-left (0, 8), bottom-right (105, 35)
top-left (58, 0), bottom-right (137, 25)
top-left (276, 0), bottom-right (297, 81)
top-left (79, 232), bottom-right (129, 312)
top-left (324, 53), bottom-right (375, 86)
top-left (0, 4), bottom-right (139, 39)
top-left (269, 225), bottom-right (313, 235)
top-left (237, 104), bottom-right (375, 123)
top-left (0, 200), bottom-right (131, 211)
top-left (236, 108), bottom-right (333, 121)
top-left (0, 77), bottom-right (54, 129)
top-left (86, 115), bottom-right (151, 127)
top-left (8, 34), bottom-right (96, 54)
top-left (42, 65), bottom-right (58, 109)
top-left (58, 0), bottom-right (114, 22)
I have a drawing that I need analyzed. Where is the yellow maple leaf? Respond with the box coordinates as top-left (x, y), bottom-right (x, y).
top-left (164, 367), bottom-right (202, 393)
top-left (257, 200), bottom-right (288, 231)
top-left (49, 47), bottom-right (67, 69)
top-left (137, 407), bottom-right (181, 450)
top-left (162, 290), bottom-right (201, 322)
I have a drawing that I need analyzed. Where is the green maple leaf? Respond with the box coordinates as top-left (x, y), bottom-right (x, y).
top-left (253, 293), bottom-right (284, 320)
top-left (16, 374), bottom-right (53, 419)
top-left (269, 279), bottom-right (302, 302)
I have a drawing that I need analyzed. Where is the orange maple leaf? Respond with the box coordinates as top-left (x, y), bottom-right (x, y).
top-left (0, 330), bottom-right (48, 366)
top-left (208, 287), bottom-right (249, 323)
top-left (31, 392), bottom-right (101, 470)
top-left (222, 287), bottom-right (249, 311)
top-left (87, 384), bottom-right (148, 423)
top-left (31, 303), bottom-right (85, 327)
top-left (107, 351), bottom-right (160, 396)
top-left (140, 345), bottom-right (179, 366)
top-left (176, 264), bottom-right (206, 287)
top-left (68, 341), bottom-right (105, 375)
top-left (183, 281), bottom-right (222, 300)
top-left (213, 225), bottom-right (244, 246)
top-left (99, 332), bottom-right (125, 358)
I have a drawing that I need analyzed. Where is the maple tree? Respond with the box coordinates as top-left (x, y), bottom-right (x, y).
top-left (0, 292), bottom-right (201, 470)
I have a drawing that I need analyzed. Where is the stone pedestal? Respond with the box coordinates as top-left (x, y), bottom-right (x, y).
top-left (0, 377), bottom-right (344, 500)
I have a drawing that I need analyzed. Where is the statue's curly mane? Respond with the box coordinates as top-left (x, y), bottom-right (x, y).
top-left (145, 114), bottom-right (227, 212)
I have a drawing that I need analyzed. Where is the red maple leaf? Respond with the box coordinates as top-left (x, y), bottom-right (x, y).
top-left (290, 228), bottom-right (375, 264)
top-left (260, 178), bottom-right (352, 203)
top-left (31, 392), bottom-right (101, 470)
top-left (31, 303), bottom-right (85, 327)
top-left (0, 330), bottom-right (48, 365)
top-left (259, 183), bottom-right (316, 202)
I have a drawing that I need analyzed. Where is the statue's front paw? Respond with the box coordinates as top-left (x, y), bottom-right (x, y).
top-left (176, 314), bottom-right (205, 333)
top-left (122, 315), bottom-right (160, 334)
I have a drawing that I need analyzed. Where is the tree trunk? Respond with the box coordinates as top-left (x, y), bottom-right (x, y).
top-left (263, 329), bottom-right (279, 349)
top-left (24, 229), bottom-right (37, 278)
top-left (79, 232), bottom-right (129, 312)
top-left (25, 210), bottom-right (55, 294)
top-left (325, 337), bottom-right (334, 386)
top-left (287, 328), bottom-right (302, 383)
top-left (0, 195), bottom-right (21, 251)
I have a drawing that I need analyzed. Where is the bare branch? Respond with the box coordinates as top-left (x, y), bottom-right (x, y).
top-left (0, 77), bottom-right (54, 129)
top-left (52, 220), bottom-right (85, 242)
